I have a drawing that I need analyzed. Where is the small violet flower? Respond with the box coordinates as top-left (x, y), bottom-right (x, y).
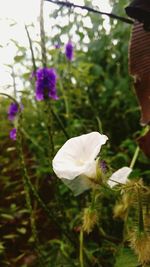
top-left (99, 160), bottom-right (107, 173)
top-left (35, 68), bottom-right (58, 101)
top-left (10, 128), bottom-right (17, 141)
top-left (65, 41), bottom-right (74, 61)
top-left (55, 43), bottom-right (61, 49)
top-left (8, 103), bottom-right (19, 121)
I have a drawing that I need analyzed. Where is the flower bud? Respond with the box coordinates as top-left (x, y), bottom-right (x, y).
top-left (82, 208), bottom-right (97, 234)
top-left (130, 232), bottom-right (150, 265)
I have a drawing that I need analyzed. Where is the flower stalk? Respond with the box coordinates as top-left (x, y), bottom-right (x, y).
top-left (130, 146), bottom-right (140, 169)
top-left (25, 25), bottom-right (37, 74)
top-left (40, 0), bottom-right (47, 68)
top-left (51, 107), bottom-right (70, 139)
top-left (45, 100), bottom-right (55, 158)
top-left (79, 228), bottom-right (84, 267)
top-left (17, 113), bottom-right (45, 266)
top-left (58, 78), bottom-right (70, 119)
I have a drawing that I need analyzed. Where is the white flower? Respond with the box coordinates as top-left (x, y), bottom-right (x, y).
top-left (108, 167), bottom-right (132, 188)
top-left (52, 132), bottom-right (108, 180)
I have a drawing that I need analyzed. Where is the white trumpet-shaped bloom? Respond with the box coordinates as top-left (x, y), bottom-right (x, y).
top-left (108, 167), bottom-right (132, 188)
top-left (52, 132), bottom-right (108, 180)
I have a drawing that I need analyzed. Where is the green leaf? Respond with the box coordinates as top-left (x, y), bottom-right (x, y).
top-left (115, 248), bottom-right (139, 267)
top-left (14, 55), bottom-right (25, 62)
top-left (17, 227), bottom-right (26, 234)
top-left (0, 242), bottom-right (5, 254)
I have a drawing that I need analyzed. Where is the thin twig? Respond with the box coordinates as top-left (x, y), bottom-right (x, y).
top-left (0, 93), bottom-right (18, 104)
top-left (25, 25), bottom-right (37, 74)
top-left (12, 67), bottom-right (17, 98)
top-left (40, 0), bottom-right (47, 67)
top-left (51, 107), bottom-right (70, 139)
top-left (45, 0), bottom-right (133, 24)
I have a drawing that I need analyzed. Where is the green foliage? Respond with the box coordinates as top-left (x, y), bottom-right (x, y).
top-left (115, 248), bottom-right (138, 267)
top-left (0, 0), bottom-right (149, 266)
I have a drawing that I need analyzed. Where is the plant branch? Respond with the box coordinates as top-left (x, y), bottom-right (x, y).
top-left (45, 0), bottom-right (133, 24)
top-left (25, 25), bottom-right (37, 74)
top-left (51, 107), bottom-right (70, 139)
top-left (130, 146), bottom-right (140, 169)
top-left (40, 0), bottom-right (47, 67)
top-left (11, 67), bottom-right (17, 98)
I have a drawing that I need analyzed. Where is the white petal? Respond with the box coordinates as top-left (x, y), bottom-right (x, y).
top-left (108, 167), bottom-right (132, 188)
top-left (52, 158), bottom-right (93, 180)
top-left (52, 132), bottom-right (108, 180)
top-left (77, 132), bottom-right (108, 162)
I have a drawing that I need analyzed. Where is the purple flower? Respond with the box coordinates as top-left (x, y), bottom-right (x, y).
top-left (35, 68), bottom-right (58, 101)
top-left (65, 41), bottom-right (74, 61)
top-left (10, 128), bottom-right (17, 140)
top-left (100, 160), bottom-right (107, 173)
top-left (8, 103), bottom-right (19, 121)
top-left (55, 43), bottom-right (61, 49)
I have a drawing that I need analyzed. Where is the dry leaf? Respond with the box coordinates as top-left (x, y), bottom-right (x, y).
top-left (129, 21), bottom-right (150, 124)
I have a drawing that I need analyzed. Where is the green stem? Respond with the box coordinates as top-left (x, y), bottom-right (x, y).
top-left (0, 92), bottom-right (18, 104)
top-left (17, 116), bottom-right (44, 266)
top-left (129, 146), bottom-right (140, 169)
top-left (87, 94), bottom-right (103, 133)
top-left (96, 116), bottom-right (103, 134)
top-left (58, 79), bottom-right (69, 119)
top-left (21, 128), bottom-right (45, 153)
top-left (40, 0), bottom-right (47, 67)
top-left (91, 189), bottom-right (97, 210)
top-left (11, 67), bottom-right (17, 98)
top-left (51, 107), bottom-right (70, 139)
top-left (79, 229), bottom-right (84, 267)
top-left (25, 173), bottom-right (76, 244)
top-left (25, 25), bottom-right (37, 74)
top-left (45, 100), bottom-right (54, 158)
top-left (2, 94), bottom-right (75, 248)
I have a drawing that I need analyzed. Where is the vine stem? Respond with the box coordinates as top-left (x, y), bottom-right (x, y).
top-left (58, 78), bottom-right (70, 119)
top-left (96, 116), bottom-right (103, 134)
top-left (45, 0), bottom-right (133, 24)
top-left (79, 228), bottom-right (84, 267)
top-left (44, 100), bottom-right (55, 158)
top-left (12, 67), bottom-right (17, 98)
top-left (25, 25), bottom-right (37, 74)
top-left (51, 107), bottom-right (70, 139)
top-left (0, 92), bottom-right (18, 104)
top-left (25, 173), bottom-right (76, 245)
top-left (2, 92), bottom-right (44, 265)
top-left (129, 146), bottom-right (140, 169)
top-left (17, 115), bottom-right (45, 267)
top-left (40, 0), bottom-right (47, 67)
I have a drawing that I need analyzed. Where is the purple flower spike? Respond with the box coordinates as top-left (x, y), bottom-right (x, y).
top-left (8, 103), bottom-right (19, 121)
top-left (35, 68), bottom-right (58, 101)
top-left (65, 41), bottom-right (74, 61)
top-left (10, 128), bottom-right (17, 140)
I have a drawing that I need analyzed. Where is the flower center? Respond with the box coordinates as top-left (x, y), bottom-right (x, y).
top-left (76, 159), bottom-right (85, 166)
